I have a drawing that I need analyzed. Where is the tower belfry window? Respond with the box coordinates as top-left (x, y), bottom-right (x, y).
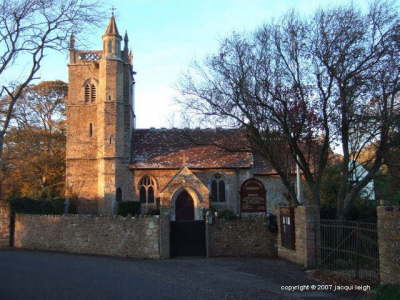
top-left (83, 81), bottom-right (96, 103)
top-left (91, 84), bottom-right (96, 102)
top-left (84, 84), bottom-right (90, 102)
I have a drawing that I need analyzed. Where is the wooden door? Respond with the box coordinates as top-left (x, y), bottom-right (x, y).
top-left (175, 190), bottom-right (194, 221)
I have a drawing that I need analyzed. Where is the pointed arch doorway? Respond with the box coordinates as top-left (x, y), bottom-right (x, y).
top-left (175, 190), bottom-right (194, 221)
top-left (170, 189), bottom-right (206, 257)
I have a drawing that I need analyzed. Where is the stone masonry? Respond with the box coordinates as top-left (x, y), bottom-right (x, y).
top-left (14, 214), bottom-right (161, 259)
top-left (377, 206), bottom-right (400, 284)
top-left (207, 217), bottom-right (277, 257)
top-left (277, 205), bottom-right (320, 268)
top-left (66, 16), bottom-right (134, 215)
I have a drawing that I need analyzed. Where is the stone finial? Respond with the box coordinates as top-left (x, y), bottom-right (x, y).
top-left (124, 31), bottom-right (129, 56)
top-left (124, 31), bottom-right (129, 43)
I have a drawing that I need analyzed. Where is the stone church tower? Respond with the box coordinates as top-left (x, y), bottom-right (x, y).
top-left (66, 15), bottom-right (135, 214)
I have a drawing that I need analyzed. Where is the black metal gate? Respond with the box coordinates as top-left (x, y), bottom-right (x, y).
top-left (170, 220), bottom-right (206, 257)
top-left (319, 219), bottom-right (379, 284)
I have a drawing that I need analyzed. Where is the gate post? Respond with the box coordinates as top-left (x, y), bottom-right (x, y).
top-left (159, 207), bottom-right (171, 259)
top-left (304, 205), bottom-right (320, 269)
top-left (0, 201), bottom-right (11, 248)
top-left (277, 205), bottom-right (320, 268)
top-left (377, 206), bottom-right (400, 284)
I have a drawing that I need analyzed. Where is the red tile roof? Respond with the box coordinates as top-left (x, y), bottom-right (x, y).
top-left (130, 128), bottom-right (265, 170)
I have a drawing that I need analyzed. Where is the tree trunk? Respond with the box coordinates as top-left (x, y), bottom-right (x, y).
top-left (0, 135), bottom-right (4, 200)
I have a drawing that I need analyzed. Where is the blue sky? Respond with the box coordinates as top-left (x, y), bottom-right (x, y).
top-left (35, 0), bottom-right (367, 128)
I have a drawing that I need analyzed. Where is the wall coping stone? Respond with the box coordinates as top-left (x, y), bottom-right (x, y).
top-left (379, 205), bottom-right (400, 212)
top-left (16, 213), bottom-right (160, 220)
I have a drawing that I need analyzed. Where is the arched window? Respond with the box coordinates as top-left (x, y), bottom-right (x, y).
top-left (91, 84), bottom-right (96, 102)
top-left (139, 176), bottom-right (156, 204)
top-left (211, 173), bottom-right (226, 202)
top-left (89, 123), bottom-right (93, 137)
top-left (83, 80), bottom-right (97, 103)
top-left (84, 84), bottom-right (90, 102)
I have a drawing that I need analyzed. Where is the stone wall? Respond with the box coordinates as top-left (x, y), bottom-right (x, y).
top-left (277, 205), bottom-right (320, 268)
top-left (207, 217), bottom-right (277, 257)
top-left (159, 211), bottom-right (170, 259)
top-left (14, 214), bottom-right (162, 259)
top-left (377, 206), bottom-right (400, 284)
top-left (0, 201), bottom-right (10, 247)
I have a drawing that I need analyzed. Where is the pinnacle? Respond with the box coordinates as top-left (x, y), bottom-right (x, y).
top-left (104, 15), bottom-right (120, 37)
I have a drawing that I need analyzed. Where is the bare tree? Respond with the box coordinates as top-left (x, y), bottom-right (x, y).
top-left (0, 0), bottom-right (103, 197)
top-left (312, 1), bottom-right (400, 217)
top-left (178, 1), bottom-right (400, 217)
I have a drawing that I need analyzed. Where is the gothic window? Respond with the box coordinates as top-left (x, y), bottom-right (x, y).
top-left (83, 80), bottom-right (97, 103)
top-left (91, 84), bottom-right (96, 102)
top-left (211, 173), bottom-right (226, 202)
top-left (139, 176), bottom-right (156, 204)
top-left (84, 84), bottom-right (90, 102)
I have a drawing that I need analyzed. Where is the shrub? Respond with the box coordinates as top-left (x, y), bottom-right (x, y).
top-left (8, 197), bottom-right (65, 215)
top-left (217, 209), bottom-right (238, 220)
top-left (320, 198), bottom-right (377, 222)
top-left (146, 207), bottom-right (160, 215)
top-left (320, 204), bottom-right (337, 219)
top-left (67, 200), bottom-right (78, 214)
top-left (345, 197), bottom-right (377, 222)
top-left (117, 201), bottom-right (141, 216)
top-left (51, 198), bottom-right (66, 214)
top-left (369, 284), bottom-right (400, 300)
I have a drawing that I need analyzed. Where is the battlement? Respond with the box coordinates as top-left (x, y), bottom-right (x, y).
top-left (78, 50), bottom-right (102, 61)
top-left (70, 50), bottom-right (102, 64)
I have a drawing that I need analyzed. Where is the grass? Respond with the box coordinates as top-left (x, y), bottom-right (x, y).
top-left (369, 284), bottom-right (400, 300)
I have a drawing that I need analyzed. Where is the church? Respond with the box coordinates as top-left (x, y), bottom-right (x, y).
top-left (66, 15), bottom-right (289, 218)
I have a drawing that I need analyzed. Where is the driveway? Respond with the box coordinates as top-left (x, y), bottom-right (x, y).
top-left (0, 250), bottom-right (365, 300)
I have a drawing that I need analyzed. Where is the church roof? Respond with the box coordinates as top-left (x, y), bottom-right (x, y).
top-left (130, 128), bottom-right (277, 173)
top-left (130, 128), bottom-right (254, 169)
top-left (104, 15), bottom-right (120, 37)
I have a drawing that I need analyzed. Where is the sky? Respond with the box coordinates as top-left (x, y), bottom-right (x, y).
top-left (34, 0), bottom-right (368, 129)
